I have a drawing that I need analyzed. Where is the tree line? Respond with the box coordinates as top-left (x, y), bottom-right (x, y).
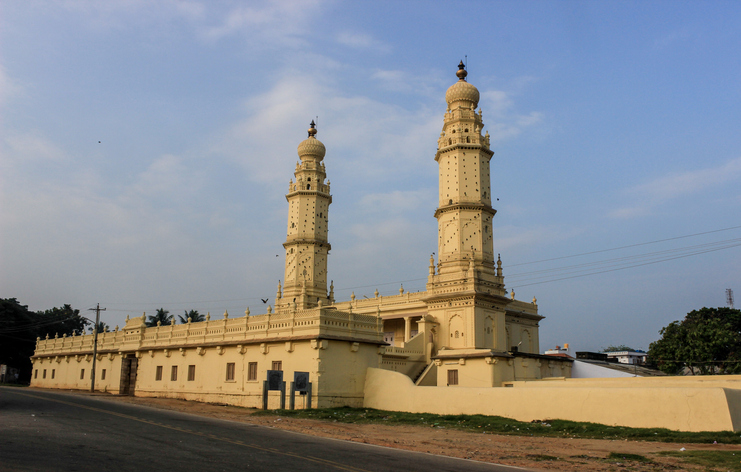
top-left (647, 307), bottom-right (741, 375)
top-left (0, 299), bottom-right (209, 384)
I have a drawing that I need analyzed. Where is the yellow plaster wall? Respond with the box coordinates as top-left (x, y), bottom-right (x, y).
top-left (364, 368), bottom-right (741, 432)
top-left (507, 375), bottom-right (741, 388)
top-left (31, 354), bottom-right (122, 392)
top-left (31, 308), bottom-right (384, 409)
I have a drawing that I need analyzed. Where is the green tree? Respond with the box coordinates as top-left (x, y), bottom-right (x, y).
top-left (146, 308), bottom-right (172, 327)
top-left (648, 307), bottom-right (741, 375)
top-left (0, 299), bottom-right (87, 383)
top-left (601, 345), bottom-right (636, 352)
top-left (178, 309), bottom-right (204, 324)
top-left (88, 321), bottom-right (110, 334)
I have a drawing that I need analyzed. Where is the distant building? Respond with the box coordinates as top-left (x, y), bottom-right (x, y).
top-left (605, 350), bottom-right (647, 365)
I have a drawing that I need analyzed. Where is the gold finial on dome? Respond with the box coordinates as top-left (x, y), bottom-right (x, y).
top-left (308, 120), bottom-right (317, 138)
top-left (456, 60), bottom-right (467, 81)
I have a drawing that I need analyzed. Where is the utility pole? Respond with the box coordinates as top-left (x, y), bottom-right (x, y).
top-left (88, 303), bottom-right (106, 392)
top-left (727, 289), bottom-right (735, 310)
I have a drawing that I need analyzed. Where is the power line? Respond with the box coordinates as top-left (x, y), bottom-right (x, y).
top-left (507, 237), bottom-right (741, 280)
top-left (508, 225), bottom-right (741, 267)
top-left (510, 242), bottom-right (741, 289)
top-left (90, 226), bottom-right (741, 311)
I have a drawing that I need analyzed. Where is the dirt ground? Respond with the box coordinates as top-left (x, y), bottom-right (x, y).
top-left (69, 392), bottom-right (741, 471)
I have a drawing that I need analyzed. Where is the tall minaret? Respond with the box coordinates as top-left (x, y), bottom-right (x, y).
top-left (434, 61), bottom-right (499, 285)
top-left (278, 121), bottom-right (332, 310)
top-left (425, 62), bottom-right (512, 351)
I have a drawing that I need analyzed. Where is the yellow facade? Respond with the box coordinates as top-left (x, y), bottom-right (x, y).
top-left (32, 308), bottom-right (384, 408)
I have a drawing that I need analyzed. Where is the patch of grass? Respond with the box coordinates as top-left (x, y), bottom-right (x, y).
top-left (659, 450), bottom-right (741, 471)
top-left (526, 454), bottom-right (559, 461)
top-left (606, 452), bottom-right (652, 463)
top-left (255, 406), bottom-right (741, 444)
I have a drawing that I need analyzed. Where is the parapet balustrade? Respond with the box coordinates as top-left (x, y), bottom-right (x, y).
top-left (33, 307), bottom-right (382, 358)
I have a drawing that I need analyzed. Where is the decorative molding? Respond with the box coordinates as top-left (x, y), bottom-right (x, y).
top-left (350, 342), bottom-right (359, 352)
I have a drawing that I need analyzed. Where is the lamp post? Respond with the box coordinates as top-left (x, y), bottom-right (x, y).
top-left (87, 304), bottom-right (106, 392)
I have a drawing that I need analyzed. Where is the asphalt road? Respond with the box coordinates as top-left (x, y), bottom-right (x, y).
top-left (0, 387), bottom-right (530, 472)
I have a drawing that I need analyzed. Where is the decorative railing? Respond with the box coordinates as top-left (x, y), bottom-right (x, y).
top-left (33, 307), bottom-right (382, 357)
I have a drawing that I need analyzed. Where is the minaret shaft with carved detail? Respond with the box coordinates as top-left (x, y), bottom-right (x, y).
top-left (279, 121), bottom-right (332, 310)
top-left (434, 62), bottom-right (497, 282)
top-left (424, 62), bottom-right (516, 353)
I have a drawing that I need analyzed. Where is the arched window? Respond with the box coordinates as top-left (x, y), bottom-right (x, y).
top-left (307, 184), bottom-right (311, 190)
top-left (448, 138), bottom-right (452, 145)
top-left (466, 136), bottom-right (470, 143)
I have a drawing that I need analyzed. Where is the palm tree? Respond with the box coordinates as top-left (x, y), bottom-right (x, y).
top-left (88, 321), bottom-right (110, 334)
top-left (178, 309), bottom-right (205, 324)
top-left (146, 308), bottom-right (172, 327)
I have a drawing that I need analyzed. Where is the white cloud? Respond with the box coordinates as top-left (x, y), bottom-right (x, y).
top-left (201, 0), bottom-right (324, 46)
top-left (610, 157), bottom-right (741, 218)
top-left (336, 31), bottom-right (389, 52)
top-left (479, 91), bottom-right (543, 142)
top-left (2, 132), bottom-right (68, 162)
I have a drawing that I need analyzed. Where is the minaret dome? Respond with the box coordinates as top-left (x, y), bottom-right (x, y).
top-left (297, 120), bottom-right (326, 161)
top-left (445, 61), bottom-right (480, 108)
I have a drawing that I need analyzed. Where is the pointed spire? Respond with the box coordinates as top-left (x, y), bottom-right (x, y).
top-left (308, 120), bottom-right (317, 138)
top-left (497, 254), bottom-right (503, 277)
top-left (399, 284), bottom-right (404, 295)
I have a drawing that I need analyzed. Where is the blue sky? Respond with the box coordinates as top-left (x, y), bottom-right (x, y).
top-left (1, 0), bottom-right (740, 352)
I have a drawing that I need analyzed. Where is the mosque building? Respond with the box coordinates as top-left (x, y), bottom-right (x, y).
top-left (30, 62), bottom-right (571, 405)
top-left (28, 63), bottom-right (741, 433)
top-left (272, 61), bottom-right (570, 387)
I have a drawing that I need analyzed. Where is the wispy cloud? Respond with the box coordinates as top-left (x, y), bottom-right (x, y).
top-left (2, 132), bottom-right (68, 163)
top-left (610, 157), bottom-right (741, 218)
top-left (336, 31), bottom-right (390, 52)
top-left (201, 0), bottom-right (324, 47)
top-left (0, 66), bottom-right (22, 106)
top-left (479, 90), bottom-right (544, 142)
